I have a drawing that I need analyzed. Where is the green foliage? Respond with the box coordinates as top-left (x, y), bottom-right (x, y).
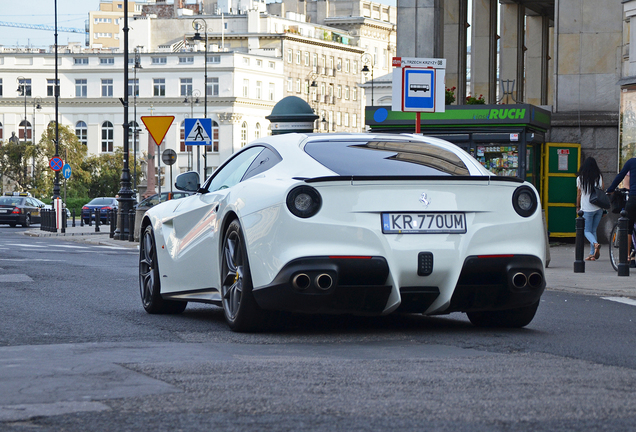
top-left (0, 139), bottom-right (41, 193)
top-left (466, 94), bottom-right (486, 105)
top-left (445, 87), bottom-right (456, 105)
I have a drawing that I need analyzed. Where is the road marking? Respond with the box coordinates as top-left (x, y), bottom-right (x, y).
top-left (0, 259), bottom-right (63, 262)
top-left (602, 297), bottom-right (636, 307)
top-left (0, 274), bottom-right (33, 282)
top-left (54, 245), bottom-right (91, 249)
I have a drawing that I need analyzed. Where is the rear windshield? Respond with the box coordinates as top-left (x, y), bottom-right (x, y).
top-left (88, 198), bottom-right (115, 205)
top-left (0, 197), bottom-right (24, 206)
top-left (304, 140), bottom-right (469, 176)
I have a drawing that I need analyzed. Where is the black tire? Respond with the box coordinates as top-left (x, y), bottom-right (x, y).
top-left (22, 215), bottom-right (30, 228)
top-left (221, 219), bottom-right (268, 332)
top-left (139, 225), bottom-right (187, 314)
top-left (9, 223), bottom-right (16, 228)
top-left (609, 223), bottom-right (620, 271)
top-left (466, 301), bottom-right (540, 328)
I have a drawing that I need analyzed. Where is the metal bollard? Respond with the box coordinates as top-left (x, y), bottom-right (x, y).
top-left (72, 209), bottom-right (76, 228)
top-left (618, 209), bottom-right (630, 276)
top-left (95, 208), bottom-right (100, 232)
top-left (128, 209), bottom-right (136, 242)
top-left (61, 208), bottom-right (66, 234)
top-left (109, 209), bottom-right (116, 238)
top-left (574, 210), bottom-right (585, 273)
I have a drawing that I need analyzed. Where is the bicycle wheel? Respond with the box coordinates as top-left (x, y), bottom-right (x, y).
top-left (609, 222), bottom-right (620, 271)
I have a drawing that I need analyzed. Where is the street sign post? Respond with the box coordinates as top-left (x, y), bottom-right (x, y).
top-left (162, 149), bottom-right (177, 194)
top-left (184, 118), bottom-right (212, 179)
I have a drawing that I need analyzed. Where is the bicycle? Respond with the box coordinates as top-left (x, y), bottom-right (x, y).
top-left (608, 188), bottom-right (634, 270)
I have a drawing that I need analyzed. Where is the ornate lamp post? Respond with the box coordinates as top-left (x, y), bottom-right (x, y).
top-left (131, 46), bottom-right (143, 192)
top-left (183, 89), bottom-right (201, 172)
top-left (32, 97), bottom-right (42, 180)
top-left (115, 0), bottom-right (134, 240)
top-left (192, 18), bottom-right (207, 178)
top-left (16, 76), bottom-right (28, 144)
top-left (361, 53), bottom-right (374, 107)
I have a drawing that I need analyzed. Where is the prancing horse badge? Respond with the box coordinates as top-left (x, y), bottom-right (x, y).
top-left (419, 193), bottom-right (430, 208)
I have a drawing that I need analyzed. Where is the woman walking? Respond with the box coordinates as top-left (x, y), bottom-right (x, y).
top-left (576, 157), bottom-right (604, 260)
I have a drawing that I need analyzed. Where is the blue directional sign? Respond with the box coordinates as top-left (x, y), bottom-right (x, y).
top-left (403, 68), bottom-right (435, 112)
top-left (62, 163), bottom-right (72, 179)
top-left (184, 118), bottom-right (212, 146)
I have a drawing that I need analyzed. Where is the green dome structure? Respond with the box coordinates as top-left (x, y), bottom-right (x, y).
top-left (266, 96), bottom-right (319, 135)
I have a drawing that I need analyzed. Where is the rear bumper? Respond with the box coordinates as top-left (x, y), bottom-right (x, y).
top-left (252, 254), bottom-right (545, 315)
top-left (0, 214), bottom-right (23, 225)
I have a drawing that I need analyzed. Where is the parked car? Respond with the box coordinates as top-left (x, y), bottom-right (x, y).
top-left (136, 191), bottom-right (194, 210)
top-left (81, 197), bottom-right (118, 224)
top-left (138, 133), bottom-right (547, 332)
top-left (0, 193), bottom-right (43, 227)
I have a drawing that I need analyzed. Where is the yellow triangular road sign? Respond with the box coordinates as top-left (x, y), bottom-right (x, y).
top-left (141, 116), bottom-right (175, 145)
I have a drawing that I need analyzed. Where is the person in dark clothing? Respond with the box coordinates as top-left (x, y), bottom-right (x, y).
top-left (606, 157), bottom-right (636, 265)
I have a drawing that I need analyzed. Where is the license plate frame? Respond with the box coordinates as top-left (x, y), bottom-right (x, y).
top-left (381, 212), bottom-right (466, 234)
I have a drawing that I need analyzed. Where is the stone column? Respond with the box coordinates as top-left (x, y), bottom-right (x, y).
top-left (470, 0), bottom-right (497, 103)
top-left (500, 2), bottom-right (522, 103)
top-left (144, 134), bottom-right (156, 199)
top-left (397, 0), bottom-right (444, 58)
top-left (526, 15), bottom-right (549, 106)
top-left (444, 0), bottom-right (468, 104)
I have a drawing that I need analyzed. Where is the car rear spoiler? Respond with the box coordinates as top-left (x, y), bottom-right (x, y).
top-left (294, 175), bottom-right (524, 184)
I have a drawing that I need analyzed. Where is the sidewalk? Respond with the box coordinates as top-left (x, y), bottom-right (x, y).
top-left (25, 224), bottom-right (138, 249)
top-left (22, 226), bottom-right (636, 298)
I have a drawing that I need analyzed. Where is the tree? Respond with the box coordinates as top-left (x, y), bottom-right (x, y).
top-left (0, 139), bottom-right (39, 193)
top-left (39, 122), bottom-right (91, 199)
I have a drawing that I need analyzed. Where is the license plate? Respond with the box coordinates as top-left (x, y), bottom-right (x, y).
top-left (0, 209), bottom-right (8, 213)
top-left (382, 213), bottom-right (466, 234)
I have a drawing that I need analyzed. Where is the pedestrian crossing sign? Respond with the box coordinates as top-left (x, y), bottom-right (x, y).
top-left (184, 118), bottom-right (212, 146)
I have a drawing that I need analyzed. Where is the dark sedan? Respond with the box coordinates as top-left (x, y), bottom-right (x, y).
top-left (0, 195), bottom-right (43, 227)
top-left (81, 197), bottom-right (118, 224)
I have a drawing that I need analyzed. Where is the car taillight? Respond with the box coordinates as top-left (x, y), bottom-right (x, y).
top-left (82, 206), bottom-right (88, 210)
top-left (102, 206), bottom-right (112, 210)
top-left (12, 207), bottom-right (20, 214)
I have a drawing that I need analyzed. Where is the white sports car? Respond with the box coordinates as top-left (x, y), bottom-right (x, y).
top-left (139, 133), bottom-right (546, 331)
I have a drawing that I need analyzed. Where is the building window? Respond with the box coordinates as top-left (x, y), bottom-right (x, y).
top-left (353, 60), bottom-right (358, 75)
top-left (18, 120), bottom-right (32, 140)
top-left (47, 79), bottom-right (59, 97)
top-left (74, 57), bottom-right (89, 65)
top-left (345, 86), bottom-right (350, 100)
top-left (337, 85), bottom-right (342, 99)
top-left (296, 51), bottom-right (301, 64)
top-left (345, 59), bottom-right (350, 73)
top-left (344, 113), bottom-right (349, 127)
top-left (337, 58), bottom-right (342, 71)
top-left (287, 77), bottom-right (293, 92)
top-left (352, 114), bottom-right (357, 128)
top-left (75, 79), bottom-right (87, 97)
top-left (128, 78), bottom-right (139, 97)
top-left (180, 78), bottom-right (192, 97)
top-left (304, 52), bottom-right (310, 66)
top-left (256, 81), bottom-right (262, 99)
top-left (207, 77), bottom-right (219, 97)
top-left (100, 57), bottom-right (114, 65)
top-left (151, 57), bottom-right (167, 65)
top-left (287, 49), bottom-right (292, 63)
top-left (243, 57), bottom-right (250, 66)
top-left (255, 123), bottom-right (261, 139)
top-left (75, 121), bottom-right (87, 145)
top-left (241, 122), bottom-right (248, 147)
top-left (17, 78), bottom-right (32, 96)
top-left (101, 79), bottom-right (113, 97)
top-left (296, 78), bottom-right (301, 93)
top-left (256, 59), bottom-right (262, 67)
top-left (208, 55), bottom-right (221, 64)
top-left (243, 79), bottom-right (249, 97)
top-left (153, 78), bottom-right (165, 96)
top-left (101, 121), bottom-right (114, 152)
top-left (211, 121), bottom-right (219, 152)
top-left (269, 61), bottom-right (275, 69)
top-left (128, 121), bottom-right (139, 147)
top-left (336, 112), bottom-right (342, 126)
top-left (304, 80), bottom-right (310, 95)
top-left (312, 53), bottom-right (318, 67)
top-left (352, 88), bottom-right (357, 101)
top-left (179, 56), bottom-right (194, 64)
top-left (180, 121), bottom-right (192, 153)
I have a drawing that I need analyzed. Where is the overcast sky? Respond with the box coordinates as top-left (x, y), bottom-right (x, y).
top-left (0, 0), bottom-right (396, 49)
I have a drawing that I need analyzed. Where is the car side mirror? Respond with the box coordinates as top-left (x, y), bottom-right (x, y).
top-left (175, 171), bottom-right (200, 192)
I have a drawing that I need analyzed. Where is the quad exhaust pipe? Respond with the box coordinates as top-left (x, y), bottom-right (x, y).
top-left (512, 272), bottom-right (543, 289)
top-left (291, 272), bottom-right (334, 291)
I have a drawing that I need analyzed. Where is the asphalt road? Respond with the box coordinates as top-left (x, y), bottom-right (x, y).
top-left (1, 227), bottom-right (635, 431)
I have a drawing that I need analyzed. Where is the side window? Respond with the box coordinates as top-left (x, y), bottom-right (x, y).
top-left (207, 147), bottom-right (263, 192)
top-left (242, 147), bottom-right (282, 181)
